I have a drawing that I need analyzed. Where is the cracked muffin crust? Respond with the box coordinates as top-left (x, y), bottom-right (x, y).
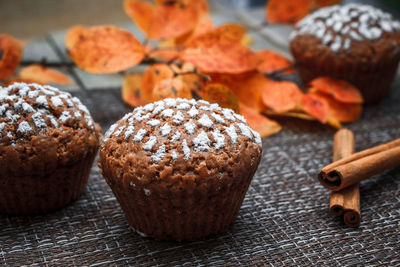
top-left (290, 4), bottom-right (400, 104)
top-left (99, 98), bottom-right (262, 241)
top-left (0, 82), bottom-right (101, 214)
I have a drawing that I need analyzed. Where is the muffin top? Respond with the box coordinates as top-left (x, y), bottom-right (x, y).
top-left (290, 4), bottom-right (400, 53)
top-left (101, 98), bottom-right (262, 188)
top-left (0, 82), bottom-right (97, 145)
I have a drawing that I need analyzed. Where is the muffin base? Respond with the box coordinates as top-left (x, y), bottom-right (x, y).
top-left (109, 171), bottom-right (254, 242)
top-left (0, 151), bottom-right (97, 215)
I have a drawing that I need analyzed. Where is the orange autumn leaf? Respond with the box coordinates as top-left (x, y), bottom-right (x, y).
top-left (310, 91), bottom-right (362, 122)
top-left (309, 77), bottom-right (363, 104)
top-left (0, 34), bottom-right (23, 80)
top-left (122, 73), bottom-right (146, 107)
top-left (145, 44), bottom-right (180, 61)
top-left (141, 63), bottom-right (174, 103)
top-left (200, 83), bottom-right (240, 113)
top-left (66, 25), bottom-right (145, 74)
top-left (266, 0), bottom-right (314, 25)
top-left (257, 50), bottom-right (295, 74)
top-left (262, 80), bottom-right (304, 113)
top-left (152, 77), bottom-right (192, 101)
top-left (209, 71), bottom-right (267, 112)
top-left (301, 93), bottom-right (330, 123)
top-left (125, 0), bottom-right (199, 40)
top-left (175, 14), bottom-right (214, 45)
top-left (181, 24), bottom-right (258, 73)
top-left (124, 0), bottom-right (154, 34)
top-left (239, 103), bottom-right (281, 137)
top-left (19, 64), bottom-right (72, 85)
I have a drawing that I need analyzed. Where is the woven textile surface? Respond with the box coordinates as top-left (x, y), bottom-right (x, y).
top-left (1, 78), bottom-right (399, 266)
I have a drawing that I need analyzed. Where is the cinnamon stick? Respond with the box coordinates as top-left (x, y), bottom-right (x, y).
top-left (318, 138), bottom-right (400, 191)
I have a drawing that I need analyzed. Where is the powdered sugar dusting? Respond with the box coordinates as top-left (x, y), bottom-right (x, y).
top-left (184, 120), bottom-right (196, 135)
top-left (51, 96), bottom-right (63, 107)
top-left (225, 125), bottom-right (238, 144)
top-left (170, 131), bottom-right (181, 142)
top-left (160, 123), bottom-right (171, 137)
top-left (143, 136), bottom-right (157, 151)
top-left (17, 121), bottom-right (32, 136)
top-left (134, 129), bottom-right (147, 142)
top-left (173, 111), bottom-right (185, 125)
top-left (161, 109), bottom-right (174, 117)
top-left (147, 119), bottom-right (161, 127)
top-left (152, 144), bottom-right (166, 162)
top-left (124, 125), bottom-right (135, 140)
top-left (182, 139), bottom-right (190, 160)
top-left (193, 131), bottom-right (211, 152)
top-left (222, 108), bottom-right (236, 122)
top-left (211, 129), bottom-right (225, 149)
top-left (187, 106), bottom-right (199, 118)
top-left (198, 114), bottom-right (213, 128)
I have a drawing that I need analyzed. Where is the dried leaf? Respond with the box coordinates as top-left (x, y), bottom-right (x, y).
top-left (266, 0), bottom-right (314, 24)
top-left (124, 0), bottom-right (154, 34)
top-left (181, 24), bottom-right (258, 73)
top-left (239, 103), bottom-right (281, 137)
top-left (301, 93), bottom-right (329, 123)
top-left (0, 34), bottom-right (23, 80)
top-left (257, 50), bottom-right (295, 74)
top-left (19, 64), bottom-right (72, 85)
top-left (309, 76), bottom-right (363, 104)
top-left (265, 110), bottom-right (315, 120)
top-left (145, 43), bottom-right (180, 61)
top-left (175, 14), bottom-right (214, 45)
top-left (310, 91), bottom-right (362, 122)
top-left (261, 80), bottom-right (303, 113)
top-left (152, 77), bottom-right (192, 100)
top-left (141, 63), bottom-right (174, 103)
top-left (209, 71), bottom-right (267, 112)
top-left (66, 25), bottom-right (145, 74)
top-left (201, 83), bottom-right (240, 113)
top-left (122, 73), bottom-right (146, 107)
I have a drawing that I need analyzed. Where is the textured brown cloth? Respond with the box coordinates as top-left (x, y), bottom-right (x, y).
top-left (1, 76), bottom-right (400, 265)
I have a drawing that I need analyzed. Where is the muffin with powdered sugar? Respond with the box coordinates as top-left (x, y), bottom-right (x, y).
top-left (99, 98), bottom-right (262, 241)
top-left (290, 4), bottom-right (400, 104)
top-left (0, 82), bottom-right (101, 214)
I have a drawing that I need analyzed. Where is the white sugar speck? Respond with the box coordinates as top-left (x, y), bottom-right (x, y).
top-left (46, 115), bottom-right (59, 128)
top-left (0, 104), bottom-right (9, 116)
top-left (171, 150), bottom-right (178, 160)
top-left (211, 129), bottom-right (225, 149)
top-left (124, 125), bottom-right (135, 139)
top-left (36, 95), bottom-right (49, 107)
top-left (59, 111), bottom-right (72, 122)
top-left (237, 123), bottom-right (253, 139)
top-left (184, 120), bottom-right (196, 135)
top-left (251, 129), bottom-right (262, 146)
top-left (187, 106), bottom-right (199, 118)
top-left (160, 123), bottom-right (171, 137)
top-left (170, 131), bottom-right (181, 142)
top-left (144, 103), bottom-right (154, 111)
top-left (222, 108), bottom-right (236, 121)
top-left (32, 112), bottom-right (47, 128)
top-left (134, 129), bottom-right (147, 142)
top-left (17, 121), bottom-right (32, 135)
top-left (74, 111), bottom-right (82, 119)
top-left (182, 139), bottom-right (191, 160)
top-left (28, 90), bottom-right (39, 98)
top-left (113, 125), bottom-right (126, 137)
top-left (152, 104), bottom-right (164, 115)
top-left (51, 96), bottom-right (63, 107)
top-left (225, 124), bottom-right (238, 144)
top-left (198, 100), bottom-right (209, 105)
top-left (173, 111), bottom-right (185, 125)
top-left (105, 123), bottom-right (118, 140)
top-left (144, 188), bottom-right (151, 196)
top-left (198, 114), bottom-right (213, 128)
top-left (193, 131), bottom-right (210, 152)
top-left (199, 105), bottom-right (211, 111)
top-left (164, 98), bottom-right (177, 107)
top-left (211, 113), bottom-right (225, 124)
top-left (0, 122), bottom-right (6, 137)
top-left (22, 103), bottom-right (34, 113)
top-left (161, 109), bottom-right (174, 117)
top-left (143, 136), bottom-right (157, 151)
top-left (177, 103), bottom-right (190, 110)
top-left (234, 114), bottom-right (247, 123)
top-left (147, 119), bottom-right (161, 127)
top-left (152, 144), bottom-right (166, 163)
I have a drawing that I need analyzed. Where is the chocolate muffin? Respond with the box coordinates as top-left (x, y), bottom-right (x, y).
top-left (290, 4), bottom-right (400, 104)
top-left (99, 98), bottom-right (262, 241)
top-left (0, 82), bottom-right (101, 215)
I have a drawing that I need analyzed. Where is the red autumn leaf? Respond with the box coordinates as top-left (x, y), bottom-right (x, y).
top-left (200, 83), bottom-right (240, 113)
top-left (310, 76), bottom-right (363, 104)
top-left (181, 24), bottom-right (258, 73)
top-left (122, 73), bottom-right (146, 107)
top-left (152, 77), bottom-right (192, 101)
top-left (125, 0), bottom-right (199, 40)
top-left (0, 34), bottom-right (23, 80)
top-left (266, 0), bottom-right (314, 25)
top-left (301, 93), bottom-right (330, 123)
top-left (257, 50), bottom-right (295, 74)
top-left (66, 25), bottom-right (145, 74)
top-left (19, 64), bottom-right (72, 85)
top-left (310, 91), bottom-right (362, 123)
top-left (262, 80), bottom-right (304, 113)
top-left (239, 103), bottom-right (281, 137)
top-left (209, 71), bottom-right (268, 112)
top-left (315, 0), bottom-right (342, 7)
top-left (141, 63), bottom-right (174, 103)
